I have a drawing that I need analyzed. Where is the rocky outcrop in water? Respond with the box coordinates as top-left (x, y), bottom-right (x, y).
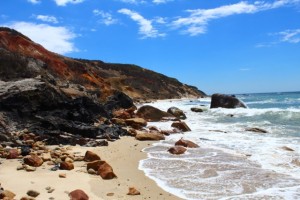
top-left (210, 93), bottom-right (247, 109)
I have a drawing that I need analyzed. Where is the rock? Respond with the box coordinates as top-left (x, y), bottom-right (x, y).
top-left (168, 146), bottom-right (187, 155)
top-left (106, 192), bottom-right (114, 196)
top-left (24, 165), bottom-right (37, 172)
top-left (26, 190), bottom-right (40, 197)
top-left (167, 107), bottom-right (186, 119)
top-left (6, 149), bottom-right (19, 159)
top-left (135, 131), bottom-right (165, 141)
top-left (87, 168), bottom-right (97, 175)
top-left (191, 107), bottom-right (203, 112)
top-left (59, 161), bottom-right (74, 170)
top-left (69, 189), bottom-right (89, 200)
top-left (84, 151), bottom-right (100, 162)
top-left (97, 161), bottom-right (117, 180)
top-left (86, 160), bottom-right (102, 171)
top-left (245, 127), bottom-right (268, 133)
top-left (175, 138), bottom-right (199, 148)
top-left (125, 118), bottom-right (147, 129)
top-left (171, 121), bottom-right (191, 132)
top-left (20, 197), bottom-right (35, 200)
top-left (136, 105), bottom-right (175, 122)
top-left (59, 173), bottom-right (66, 178)
top-left (23, 155), bottom-right (43, 167)
top-left (282, 146), bottom-right (294, 151)
top-left (41, 152), bottom-right (52, 162)
top-left (112, 109), bottom-right (131, 119)
top-left (127, 187), bottom-right (141, 195)
top-left (0, 190), bottom-right (16, 199)
top-left (21, 146), bottom-right (31, 156)
top-left (210, 93), bottom-right (247, 109)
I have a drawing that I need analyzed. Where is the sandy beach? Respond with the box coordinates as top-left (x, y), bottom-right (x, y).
top-left (0, 136), bottom-right (182, 200)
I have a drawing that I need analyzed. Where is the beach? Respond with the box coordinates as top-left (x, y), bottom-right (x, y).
top-left (0, 136), bottom-right (182, 200)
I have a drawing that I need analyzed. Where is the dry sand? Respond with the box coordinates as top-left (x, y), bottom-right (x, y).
top-left (0, 136), bottom-right (182, 200)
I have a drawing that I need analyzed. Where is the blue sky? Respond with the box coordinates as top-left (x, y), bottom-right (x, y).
top-left (1, 0), bottom-right (300, 94)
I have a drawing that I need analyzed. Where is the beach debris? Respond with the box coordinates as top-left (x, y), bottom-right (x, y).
top-left (135, 131), bottom-right (165, 141)
top-left (127, 187), bottom-right (141, 195)
top-left (59, 161), bottom-right (74, 170)
top-left (245, 127), bottom-right (268, 133)
top-left (125, 118), bottom-right (147, 129)
top-left (27, 190), bottom-right (40, 197)
top-left (136, 105), bottom-right (175, 122)
top-left (23, 154), bottom-right (44, 167)
top-left (171, 121), bottom-right (191, 132)
top-left (84, 151), bottom-right (101, 162)
top-left (69, 189), bottom-right (89, 200)
top-left (168, 146), bottom-right (187, 155)
top-left (210, 93), bottom-right (247, 109)
top-left (167, 107), bottom-right (187, 119)
top-left (281, 146), bottom-right (295, 151)
top-left (175, 138), bottom-right (199, 148)
top-left (191, 107), bottom-right (203, 113)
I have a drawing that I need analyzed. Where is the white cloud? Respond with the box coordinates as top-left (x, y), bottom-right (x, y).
top-left (3, 22), bottom-right (77, 54)
top-left (153, 0), bottom-right (173, 4)
top-left (172, 0), bottom-right (300, 36)
top-left (118, 8), bottom-right (166, 38)
top-left (239, 68), bottom-right (251, 71)
top-left (53, 0), bottom-right (85, 6)
top-left (154, 17), bottom-right (167, 24)
top-left (93, 9), bottom-right (118, 26)
top-left (27, 0), bottom-right (41, 4)
top-left (36, 15), bottom-right (59, 24)
top-left (277, 29), bottom-right (300, 43)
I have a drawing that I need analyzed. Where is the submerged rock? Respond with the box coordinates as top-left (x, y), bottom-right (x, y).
top-left (210, 93), bottom-right (247, 109)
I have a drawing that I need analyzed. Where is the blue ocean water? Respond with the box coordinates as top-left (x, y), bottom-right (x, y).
top-left (139, 92), bottom-right (300, 200)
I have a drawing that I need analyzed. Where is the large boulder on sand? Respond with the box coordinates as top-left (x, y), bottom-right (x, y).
top-left (135, 131), bottom-right (165, 141)
top-left (167, 107), bottom-right (186, 119)
top-left (69, 189), bottom-right (89, 200)
top-left (136, 105), bottom-right (175, 121)
top-left (210, 93), bottom-right (247, 109)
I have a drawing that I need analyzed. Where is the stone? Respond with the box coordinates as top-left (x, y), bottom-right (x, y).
top-left (167, 107), bottom-right (186, 119)
top-left (125, 118), bottom-right (147, 129)
top-left (171, 121), bottom-right (191, 132)
top-left (87, 160), bottom-right (103, 171)
top-left (210, 93), bottom-right (247, 109)
top-left (282, 146), bottom-right (294, 151)
top-left (168, 146), bottom-right (187, 155)
top-left (84, 151), bottom-right (100, 162)
top-left (175, 138), bottom-right (199, 148)
top-left (135, 131), bottom-right (165, 141)
top-left (59, 173), bottom-right (66, 178)
top-left (87, 168), bottom-right (96, 175)
top-left (245, 127), bottom-right (268, 133)
top-left (136, 105), bottom-right (175, 122)
top-left (23, 155), bottom-right (43, 167)
top-left (191, 107), bottom-right (203, 112)
top-left (69, 189), bottom-right (89, 200)
top-left (59, 161), bottom-right (74, 170)
top-left (41, 152), bottom-right (52, 162)
top-left (97, 161), bottom-right (117, 180)
top-left (127, 187), bottom-right (141, 195)
top-left (0, 190), bottom-right (16, 199)
top-left (27, 190), bottom-right (40, 197)
top-left (24, 165), bottom-right (37, 172)
top-left (6, 149), bottom-right (19, 159)
top-left (21, 146), bottom-right (31, 156)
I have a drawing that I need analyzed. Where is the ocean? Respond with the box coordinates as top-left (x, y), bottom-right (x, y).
top-left (139, 92), bottom-right (300, 200)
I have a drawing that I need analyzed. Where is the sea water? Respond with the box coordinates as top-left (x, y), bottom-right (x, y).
top-left (139, 92), bottom-right (300, 200)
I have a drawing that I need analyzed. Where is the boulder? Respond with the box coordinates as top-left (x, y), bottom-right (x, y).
top-left (210, 93), bottom-right (247, 109)
top-left (175, 138), bottom-right (199, 148)
top-left (168, 146), bottom-right (187, 155)
top-left (135, 131), bottom-right (165, 141)
top-left (69, 189), bottom-right (89, 200)
top-left (136, 105), bottom-right (175, 122)
top-left (6, 149), bottom-right (19, 159)
top-left (84, 151), bottom-right (101, 162)
top-left (23, 155), bottom-right (43, 167)
top-left (59, 161), bottom-right (74, 170)
top-left (167, 107), bottom-right (186, 119)
top-left (0, 190), bottom-right (16, 199)
top-left (97, 161), bottom-right (117, 180)
top-left (171, 122), bottom-right (191, 132)
top-left (191, 107), bottom-right (203, 112)
top-left (86, 160), bottom-right (103, 171)
top-left (125, 118), bottom-right (147, 129)
top-left (245, 127), bottom-right (268, 133)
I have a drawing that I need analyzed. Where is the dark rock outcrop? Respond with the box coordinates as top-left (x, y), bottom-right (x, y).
top-left (210, 93), bottom-right (247, 109)
top-left (136, 105), bottom-right (175, 122)
top-left (167, 107), bottom-right (186, 119)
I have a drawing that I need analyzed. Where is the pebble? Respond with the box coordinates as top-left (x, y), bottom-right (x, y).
top-left (27, 190), bottom-right (40, 197)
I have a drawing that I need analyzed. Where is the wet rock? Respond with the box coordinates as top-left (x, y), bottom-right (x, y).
top-left (125, 118), bottom-right (147, 129)
top-left (23, 155), bottom-right (43, 167)
top-left (27, 190), bottom-right (40, 197)
top-left (210, 93), bottom-right (247, 109)
top-left (168, 146), bottom-right (187, 155)
top-left (136, 105), bottom-right (175, 122)
top-left (84, 151), bottom-right (101, 162)
top-left (69, 189), bottom-right (89, 200)
top-left (167, 107), bottom-right (186, 119)
top-left (175, 138), bottom-right (199, 148)
top-left (127, 187), bottom-right (141, 195)
top-left (245, 127), bottom-right (268, 133)
top-left (191, 107), bottom-right (203, 113)
top-left (171, 121), bottom-right (191, 132)
top-left (282, 146), bottom-right (294, 151)
top-left (135, 131), bottom-right (165, 141)
top-left (59, 161), bottom-right (74, 170)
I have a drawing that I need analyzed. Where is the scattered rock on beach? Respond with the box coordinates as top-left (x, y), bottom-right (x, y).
top-left (175, 138), bottom-right (199, 148)
top-left (135, 131), bottom-right (165, 141)
top-left (59, 161), bottom-right (74, 170)
top-left (84, 151), bottom-right (101, 162)
top-left (23, 155), bottom-right (43, 167)
top-left (136, 105), bottom-right (175, 122)
top-left (26, 190), bottom-right (40, 197)
top-left (171, 121), bottom-right (191, 132)
top-left (168, 146), bottom-right (187, 155)
top-left (245, 127), bottom-right (268, 133)
top-left (125, 118), bottom-right (147, 129)
top-left (6, 149), bottom-right (19, 159)
top-left (0, 190), bottom-right (16, 199)
top-left (167, 107), bottom-right (186, 119)
top-left (97, 161), bottom-right (117, 180)
top-left (69, 189), bottom-right (89, 200)
top-left (127, 187), bottom-right (141, 195)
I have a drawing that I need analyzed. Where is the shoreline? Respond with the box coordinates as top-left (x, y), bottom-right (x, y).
top-left (0, 136), bottom-right (182, 200)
